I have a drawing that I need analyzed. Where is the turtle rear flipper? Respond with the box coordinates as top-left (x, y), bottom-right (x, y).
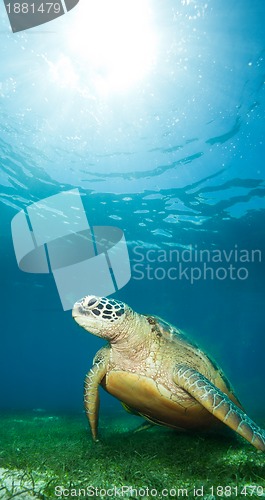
top-left (173, 364), bottom-right (265, 452)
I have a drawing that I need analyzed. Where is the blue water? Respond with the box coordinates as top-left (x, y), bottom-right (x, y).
top-left (0, 0), bottom-right (265, 424)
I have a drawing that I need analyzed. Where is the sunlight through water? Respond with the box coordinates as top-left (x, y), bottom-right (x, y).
top-left (50, 0), bottom-right (157, 95)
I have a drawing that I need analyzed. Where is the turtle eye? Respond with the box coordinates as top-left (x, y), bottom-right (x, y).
top-left (87, 297), bottom-right (98, 307)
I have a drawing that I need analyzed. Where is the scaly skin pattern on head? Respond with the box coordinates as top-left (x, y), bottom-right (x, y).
top-left (72, 295), bottom-right (265, 451)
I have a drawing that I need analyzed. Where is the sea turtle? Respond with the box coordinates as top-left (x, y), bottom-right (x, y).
top-left (72, 295), bottom-right (265, 451)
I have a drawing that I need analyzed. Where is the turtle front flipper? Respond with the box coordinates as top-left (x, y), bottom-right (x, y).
top-left (173, 364), bottom-right (265, 452)
top-left (84, 347), bottom-right (110, 441)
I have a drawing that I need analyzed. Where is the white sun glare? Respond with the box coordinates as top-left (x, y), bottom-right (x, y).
top-left (63, 0), bottom-right (157, 95)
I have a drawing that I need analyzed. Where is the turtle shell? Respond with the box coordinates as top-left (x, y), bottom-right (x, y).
top-left (100, 315), bottom-right (242, 431)
top-left (101, 367), bottom-right (242, 431)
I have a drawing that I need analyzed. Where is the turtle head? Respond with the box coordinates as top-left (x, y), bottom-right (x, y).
top-left (72, 295), bottom-right (128, 340)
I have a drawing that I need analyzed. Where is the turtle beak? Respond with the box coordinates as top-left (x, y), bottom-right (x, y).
top-left (72, 300), bottom-right (88, 321)
top-left (72, 300), bottom-right (81, 319)
top-left (72, 299), bottom-right (103, 336)
top-left (72, 302), bottom-right (92, 330)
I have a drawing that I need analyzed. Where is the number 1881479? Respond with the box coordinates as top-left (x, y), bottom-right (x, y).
top-left (5, 3), bottom-right (62, 14)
